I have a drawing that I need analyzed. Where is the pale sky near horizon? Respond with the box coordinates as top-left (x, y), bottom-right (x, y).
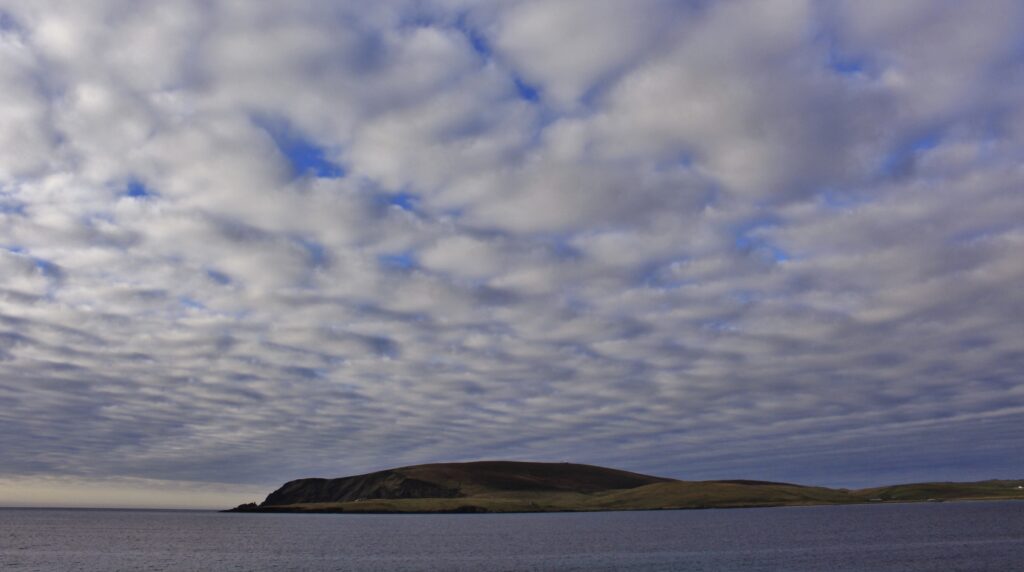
top-left (1, 0), bottom-right (1023, 509)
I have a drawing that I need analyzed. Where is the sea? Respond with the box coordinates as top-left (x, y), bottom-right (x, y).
top-left (1, 501), bottom-right (1022, 571)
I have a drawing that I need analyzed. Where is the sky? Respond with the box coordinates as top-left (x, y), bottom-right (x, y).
top-left (0, 0), bottom-right (1022, 509)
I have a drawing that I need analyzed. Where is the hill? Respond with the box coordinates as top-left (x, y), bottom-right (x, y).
top-left (227, 461), bottom-right (1024, 514)
top-left (251, 461), bottom-right (669, 508)
top-left (855, 480), bottom-right (1024, 502)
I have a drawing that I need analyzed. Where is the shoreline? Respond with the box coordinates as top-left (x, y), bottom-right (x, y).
top-left (223, 496), bottom-right (1024, 515)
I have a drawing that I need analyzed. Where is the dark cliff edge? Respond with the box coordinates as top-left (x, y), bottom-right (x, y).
top-left (263, 471), bottom-right (462, 505)
top-left (226, 462), bottom-right (1024, 514)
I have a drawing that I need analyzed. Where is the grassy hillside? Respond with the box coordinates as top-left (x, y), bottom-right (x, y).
top-left (854, 480), bottom-right (1024, 502)
top-left (243, 481), bottom-right (859, 514)
top-left (587, 480), bottom-right (857, 510)
top-left (397, 461), bottom-right (670, 495)
top-left (228, 462), bottom-right (1024, 514)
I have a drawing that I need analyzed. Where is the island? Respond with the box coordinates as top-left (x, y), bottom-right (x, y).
top-left (226, 460), bottom-right (1024, 514)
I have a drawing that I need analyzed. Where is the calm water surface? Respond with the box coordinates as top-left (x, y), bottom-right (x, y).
top-left (1, 501), bottom-right (1022, 571)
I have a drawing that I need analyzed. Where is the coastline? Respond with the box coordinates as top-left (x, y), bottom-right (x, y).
top-left (224, 495), bottom-right (1024, 515)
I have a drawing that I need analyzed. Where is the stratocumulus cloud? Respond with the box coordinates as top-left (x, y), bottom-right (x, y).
top-left (0, 0), bottom-right (1022, 506)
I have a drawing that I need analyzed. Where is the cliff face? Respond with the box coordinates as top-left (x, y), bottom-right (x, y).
top-left (262, 471), bottom-right (461, 506)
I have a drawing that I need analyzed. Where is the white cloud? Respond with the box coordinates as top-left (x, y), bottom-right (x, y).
top-left (0, 0), bottom-right (1021, 504)
top-left (488, 0), bottom-right (691, 107)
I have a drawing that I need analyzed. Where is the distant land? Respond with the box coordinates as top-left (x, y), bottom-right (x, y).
top-left (226, 461), bottom-right (1024, 514)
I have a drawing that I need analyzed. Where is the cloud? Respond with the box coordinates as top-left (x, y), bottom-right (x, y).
top-left (0, 0), bottom-right (1021, 505)
top-left (484, 0), bottom-right (694, 107)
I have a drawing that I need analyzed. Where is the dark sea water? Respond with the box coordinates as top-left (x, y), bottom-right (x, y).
top-left (1, 501), bottom-right (1022, 571)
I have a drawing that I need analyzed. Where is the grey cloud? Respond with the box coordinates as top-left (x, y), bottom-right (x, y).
top-left (0, 0), bottom-right (1020, 502)
top-left (483, 0), bottom-right (698, 107)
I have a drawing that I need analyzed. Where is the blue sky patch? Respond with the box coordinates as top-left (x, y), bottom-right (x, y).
top-left (734, 218), bottom-right (791, 263)
top-left (737, 234), bottom-right (790, 264)
top-left (380, 191), bottom-right (419, 212)
top-left (0, 198), bottom-right (25, 215)
top-left (280, 136), bottom-right (344, 179)
top-left (513, 76), bottom-right (541, 102)
top-left (828, 52), bottom-right (868, 76)
top-left (257, 117), bottom-right (344, 179)
top-left (910, 133), bottom-right (942, 152)
top-left (124, 181), bottom-right (154, 199)
top-left (816, 23), bottom-right (871, 78)
top-left (378, 251), bottom-right (417, 270)
top-left (32, 257), bottom-right (63, 279)
top-left (548, 237), bottom-right (581, 260)
top-left (877, 130), bottom-right (944, 178)
top-left (294, 237), bottom-right (329, 269)
top-left (736, 235), bottom-right (790, 263)
top-left (455, 13), bottom-right (490, 58)
top-left (205, 268), bottom-right (232, 286)
top-left (178, 296), bottom-right (206, 311)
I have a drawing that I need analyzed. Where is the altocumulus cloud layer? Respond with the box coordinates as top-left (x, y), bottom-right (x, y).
top-left (1, 0), bottom-right (1023, 501)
